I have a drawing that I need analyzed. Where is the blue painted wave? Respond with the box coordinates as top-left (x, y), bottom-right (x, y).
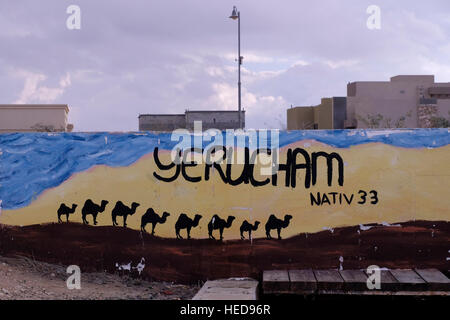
top-left (0, 129), bottom-right (448, 210)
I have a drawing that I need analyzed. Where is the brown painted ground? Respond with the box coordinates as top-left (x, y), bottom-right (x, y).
top-left (0, 221), bottom-right (448, 284)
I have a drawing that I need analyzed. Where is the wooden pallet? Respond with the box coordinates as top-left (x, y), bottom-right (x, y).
top-left (263, 268), bottom-right (450, 296)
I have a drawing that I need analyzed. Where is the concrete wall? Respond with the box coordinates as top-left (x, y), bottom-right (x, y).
top-left (185, 111), bottom-right (244, 130)
top-left (287, 107), bottom-right (314, 130)
top-left (346, 81), bottom-right (419, 128)
top-left (316, 98), bottom-right (333, 129)
top-left (436, 99), bottom-right (450, 119)
top-left (0, 104), bottom-right (69, 132)
top-left (287, 98), bottom-right (346, 130)
top-left (1, 129), bottom-right (448, 237)
top-left (138, 114), bottom-right (186, 131)
top-left (0, 129), bottom-right (449, 282)
top-left (332, 97), bottom-right (347, 129)
top-left (139, 111), bottom-right (245, 131)
top-left (347, 75), bottom-right (450, 128)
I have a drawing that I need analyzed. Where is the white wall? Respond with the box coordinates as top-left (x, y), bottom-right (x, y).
top-left (0, 105), bottom-right (69, 132)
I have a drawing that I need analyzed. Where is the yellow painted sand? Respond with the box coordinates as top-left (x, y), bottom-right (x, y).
top-left (1, 141), bottom-right (449, 239)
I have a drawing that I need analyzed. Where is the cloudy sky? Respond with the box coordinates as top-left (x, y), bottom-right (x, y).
top-left (1, 0), bottom-right (449, 131)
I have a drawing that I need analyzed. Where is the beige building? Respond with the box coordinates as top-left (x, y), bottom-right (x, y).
top-left (0, 104), bottom-right (73, 132)
top-left (288, 75), bottom-right (450, 130)
top-left (287, 97), bottom-right (347, 130)
top-left (347, 75), bottom-right (450, 128)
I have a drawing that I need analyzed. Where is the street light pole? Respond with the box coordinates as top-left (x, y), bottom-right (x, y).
top-left (230, 6), bottom-right (243, 129)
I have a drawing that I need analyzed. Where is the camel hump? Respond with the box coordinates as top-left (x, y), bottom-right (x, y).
top-left (111, 201), bottom-right (123, 213)
top-left (179, 213), bottom-right (187, 219)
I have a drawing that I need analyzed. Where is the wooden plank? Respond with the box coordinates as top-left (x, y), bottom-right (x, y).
top-left (339, 270), bottom-right (369, 291)
top-left (390, 269), bottom-right (427, 291)
top-left (415, 269), bottom-right (450, 291)
top-left (364, 269), bottom-right (399, 291)
top-left (289, 270), bottom-right (317, 293)
top-left (379, 270), bottom-right (399, 291)
top-left (262, 270), bottom-right (290, 293)
top-left (314, 270), bottom-right (344, 291)
top-left (193, 279), bottom-right (259, 300)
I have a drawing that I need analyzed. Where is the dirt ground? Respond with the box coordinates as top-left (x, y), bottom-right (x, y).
top-left (0, 255), bottom-right (200, 300)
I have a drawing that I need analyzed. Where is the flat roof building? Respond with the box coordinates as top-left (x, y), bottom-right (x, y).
top-left (139, 110), bottom-right (245, 131)
top-left (347, 75), bottom-right (450, 128)
top-left (287, 97), bottom-right (347, 130)
top-left (0, 104), bottom-right (73, 132)
top-left (287, 75), bottom-right (450, 130)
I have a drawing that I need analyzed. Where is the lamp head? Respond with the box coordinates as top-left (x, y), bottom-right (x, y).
top-left (229, 6), bottom-right (238, 20)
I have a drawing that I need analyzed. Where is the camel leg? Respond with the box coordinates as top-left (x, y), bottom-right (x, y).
top-left (208, 226), bottom-right (215, 240)
top-left (66, 214), bottom-right (69, 223)
top-left (187, 226), bottom-right (191, 240)
top-left (93, 213), bottom-right (98, 225)
top-left (83, 214), bottom-right (89, 225)
top-left (219, 228), bottom-right (224, 241)
top-left (141, 223), bottom-right (146, 233)
top-left (266, 229), bottom-right (272, 240)
top-left (240, 230), bottom-right (244, 240)
top-left (277, 228), bottom-right (282, 240)
top-left (123, 215), bottom-right (127, 228)
top-left (175, 227), bottom-right (182, 239)
top-left (58, 214), bottom-right (62, 223)
top-left (151, 223), bottom-right (155, 235)
top-left (249, 230), bottom-right (252, 241)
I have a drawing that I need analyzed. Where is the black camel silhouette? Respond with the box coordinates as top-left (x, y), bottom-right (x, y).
top-left (208, 215), bottom-right (235, 240)
top-left (57, 203), bottom-right (77, 223)
top-left (82, 199), bottom-right (108, 225)
top-left (112, 201), bottom-right (140, 227)
top-left (240, 220), bottom-right (260, 240)
top-left (265, 214), bottom-right (292, 240)
top-left (140, 208), bottom-right (170, 234)
top-left (175, 213), bottom-right (202, 239)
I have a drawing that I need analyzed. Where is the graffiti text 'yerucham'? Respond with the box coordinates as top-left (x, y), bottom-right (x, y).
top-left (152, 147), bottom-right (344, 189)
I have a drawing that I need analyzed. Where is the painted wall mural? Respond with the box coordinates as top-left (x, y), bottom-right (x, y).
top-left (0, 129), bottom-right (449, 282)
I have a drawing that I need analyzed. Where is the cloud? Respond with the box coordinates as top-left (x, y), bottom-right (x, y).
top-left (0, 0), bottom-right (449, 131)
top-left (325, 60), bottom-right (360, 69)
top-left (203, 82), bottom-right (288, 129)
top-left (12, 70), bottom-right (71, 104)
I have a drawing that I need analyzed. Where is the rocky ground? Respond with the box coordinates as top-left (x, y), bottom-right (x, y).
top-left (0, 255), bottom-right (200, 300)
